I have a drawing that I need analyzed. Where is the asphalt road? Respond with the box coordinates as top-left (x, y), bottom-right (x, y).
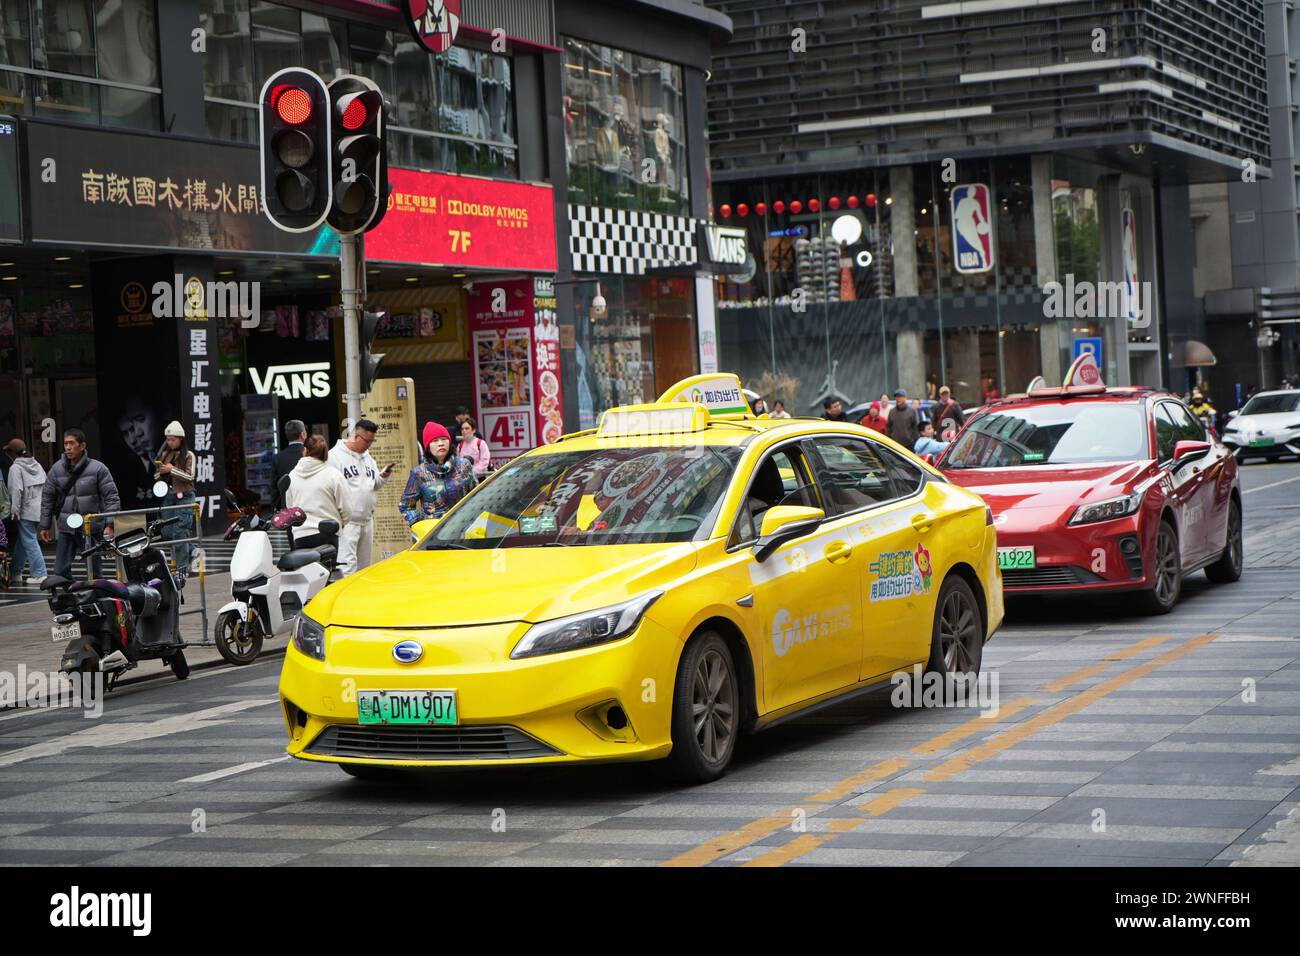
top-left (1, 461), bottom-right (1297, 867)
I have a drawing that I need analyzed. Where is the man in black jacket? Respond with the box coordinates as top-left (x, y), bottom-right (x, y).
top-left (40, 429), bottom-right (121, 580)
top-left (884, 388), bottom-right (920, 450)
top-left (272, 420), bottom-right (307, 509)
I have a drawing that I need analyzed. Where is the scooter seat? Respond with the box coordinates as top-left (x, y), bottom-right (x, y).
top-left (79, 579), bottom-right (160, 615)
top-left (277, 548), bottom-right (323, 572)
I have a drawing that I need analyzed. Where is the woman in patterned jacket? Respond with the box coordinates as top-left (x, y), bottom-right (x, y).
top-left (400, 421), bottom-right (478, 526)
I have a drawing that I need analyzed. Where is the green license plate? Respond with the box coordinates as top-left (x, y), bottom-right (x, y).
top-left (357, 690), bottom-right (458, 726)
top-left (998, 546), bottom-right (1036, 570)
top-left (1249, 438), bottom-right (1271, 447)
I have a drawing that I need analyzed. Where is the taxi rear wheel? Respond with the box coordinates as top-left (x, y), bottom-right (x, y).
top-left (1204, 499), bottom-right (1243, 584)
top-left (667, 632), bottom-right (739, 783)
top-left (925, 575), bottom-right (983, 683)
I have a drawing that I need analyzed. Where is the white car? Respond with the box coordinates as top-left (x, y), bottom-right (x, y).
top-left (1221, 390), bottom-right (1300, 462)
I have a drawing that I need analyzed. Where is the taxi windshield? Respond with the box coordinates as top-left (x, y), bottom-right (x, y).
top-left (943, 402), bottom-right (1147, 468)
top-left (422, 445), bottom-right (742, 549)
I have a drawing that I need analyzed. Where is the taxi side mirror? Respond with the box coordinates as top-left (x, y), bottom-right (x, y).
top-left (1227, 409), bottom-right (1239, 420)
top-left (754, 506), bottom-right (825, 563)
top-left (410, 517), bottom-right (441, 543)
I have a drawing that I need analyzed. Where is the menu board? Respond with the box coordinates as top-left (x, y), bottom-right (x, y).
top-left (468, 280), bottom-right (535, 464)
top-left (533, 277), bottom-right (564, 444)
top-left (361, 377), bottom-right (421, 561)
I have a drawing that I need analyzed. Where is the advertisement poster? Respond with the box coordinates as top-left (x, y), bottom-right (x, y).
top-left (533, 277), bottom-right (564, 444)
top-left (1121, 207), bottom-right (1140, 321)
top-left (365, 285), bottom-right (467, 364)
top-left (366, 168), bottom-right (557, 273)
top-left (469, 279), bottom-right (536, 464)
top-left (950, 183), bottom-right (994, 274)
top-left (362, 378), bottom-right (421, 561)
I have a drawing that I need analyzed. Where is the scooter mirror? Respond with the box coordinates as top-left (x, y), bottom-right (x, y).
top-left (66, 513), bottom-right (84, 530)
top-left (152, 480), bottom-right (169, 498)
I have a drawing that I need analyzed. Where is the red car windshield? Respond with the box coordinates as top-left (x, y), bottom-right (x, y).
top-left (943, 402), bottom-right (1148, 468)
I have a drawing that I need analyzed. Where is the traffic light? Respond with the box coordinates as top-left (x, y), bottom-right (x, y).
top-left (359, 310), bottom-right (387, 394)
top-left (258, 68), bottom-right (331, 232)
top-left (327, 74), bottom-right (388, 234)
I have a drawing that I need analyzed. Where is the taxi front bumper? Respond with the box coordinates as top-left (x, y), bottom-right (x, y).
top-left (279, 616), bottom-right (683, 767)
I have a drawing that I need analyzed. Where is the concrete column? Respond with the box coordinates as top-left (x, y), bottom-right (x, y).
top-left (1032, 154), bottom-right (1063, 385)
top-left (890, 165), bottom-right (918, 296)
top-left (890, 165), bottom-right (925, 393)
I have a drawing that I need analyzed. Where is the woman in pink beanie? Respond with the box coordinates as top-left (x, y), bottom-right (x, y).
top-left (400, 421), bottom-right (479, 526)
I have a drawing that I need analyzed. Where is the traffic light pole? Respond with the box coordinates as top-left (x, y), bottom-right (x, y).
top-left (340, 234), bottom-right (363, 426)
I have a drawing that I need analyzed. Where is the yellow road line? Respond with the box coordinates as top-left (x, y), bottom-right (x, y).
top-left (662, 632), bottom-right (1179, 868)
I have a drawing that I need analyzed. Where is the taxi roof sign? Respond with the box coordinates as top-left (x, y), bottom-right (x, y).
top-left (598, 403), bottom-right (709, 438)
top-left (657, 373), bottom-right (753, 420)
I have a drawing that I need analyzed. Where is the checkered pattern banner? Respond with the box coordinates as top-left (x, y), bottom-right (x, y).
top-left (568, 205), bottom-right (698, 275)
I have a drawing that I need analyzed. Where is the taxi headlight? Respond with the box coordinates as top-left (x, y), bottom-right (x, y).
top-left (293, 615), bottom-right (326, 660)
top-left (511, 592), bottom-right (662, 660)
top-left (1069, 491), bottom-right (1144, 526)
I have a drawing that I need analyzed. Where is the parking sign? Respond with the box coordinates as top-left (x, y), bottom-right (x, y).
top-left (951, 183), bottom-right (994, 274)
top-left (1073, 337), bottom-right (1103, 369)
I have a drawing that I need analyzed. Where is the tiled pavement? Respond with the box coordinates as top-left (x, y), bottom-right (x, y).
top-left (0, 465), bottom-right (1296, 867)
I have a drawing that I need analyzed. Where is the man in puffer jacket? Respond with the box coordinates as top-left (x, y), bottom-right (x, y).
top-left (285, 435), bottom-right (353, 550)
top-left (327, 419), bottom-right (393, 576)
top-left (3, 439), bottom-right (49, 583)
top-left (40, 428), bottom-right (121, 580)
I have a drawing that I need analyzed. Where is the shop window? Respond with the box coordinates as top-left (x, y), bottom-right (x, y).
top-left (562, 37), bottom-right (689, 216)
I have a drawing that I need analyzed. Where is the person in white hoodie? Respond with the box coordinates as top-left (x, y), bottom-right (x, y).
top-left (285, 435), bottom-right (352, 550)
top-left (327, 419), bottom-right (393, 575)
top-left (3, 439), bottom-right (49, 583)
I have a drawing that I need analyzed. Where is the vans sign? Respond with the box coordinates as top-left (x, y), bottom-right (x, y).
top-left (250, 362), bottom-right (332, 399)
top-left (702, 225), bottom-right (748, 271)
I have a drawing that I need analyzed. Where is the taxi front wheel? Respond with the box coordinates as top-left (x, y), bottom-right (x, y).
top-left (667, 632), bottom-right (739, 783)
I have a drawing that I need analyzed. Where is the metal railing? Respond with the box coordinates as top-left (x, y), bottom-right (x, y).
top-left (80, 499), bottom-right (212, 649)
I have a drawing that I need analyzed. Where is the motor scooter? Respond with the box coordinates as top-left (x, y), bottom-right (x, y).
top-left (44, 510), bottom-right (190, 694)
top-left (213, 490), bottom-right (338, 665)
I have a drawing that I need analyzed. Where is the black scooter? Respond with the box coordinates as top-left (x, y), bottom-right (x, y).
top-left (44, 512), bottom-right (190, 694)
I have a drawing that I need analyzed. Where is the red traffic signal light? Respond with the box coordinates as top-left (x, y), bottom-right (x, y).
top-left (327, 77), bottom-right (388, 235)
top-left (259, 68), bottom-right (331, 232)
top-left (272, 85), bottom-right (313, 125)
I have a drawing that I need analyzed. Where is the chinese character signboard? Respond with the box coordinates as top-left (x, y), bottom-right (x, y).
top-left (950, 183), bottom-right (994, 274)
top-left (25, 121), bottom-right (338, 257)
top-left (362, 377), bottom-right (421, 561)
top-left (366, 168), bottom-right (557, 273)
top-left (532, 277), bottom-right (564, 444)
top-left (175, 267), bottom-right (225, 534)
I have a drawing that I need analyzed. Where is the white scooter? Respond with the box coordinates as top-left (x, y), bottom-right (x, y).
top-left (213, 490), bottom-right (338, 665)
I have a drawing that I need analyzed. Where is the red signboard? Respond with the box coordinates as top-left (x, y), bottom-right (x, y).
top-left (366, 168), bottom-right (557, 272)
top-left (402, 0), bottom-right (462, 53)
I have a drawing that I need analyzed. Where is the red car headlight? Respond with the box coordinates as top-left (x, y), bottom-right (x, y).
top-left (1069, 491), bottom-right (1145, 526)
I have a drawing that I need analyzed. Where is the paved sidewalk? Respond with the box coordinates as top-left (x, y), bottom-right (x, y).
top-left (0, 571), bottom-right (289, 692)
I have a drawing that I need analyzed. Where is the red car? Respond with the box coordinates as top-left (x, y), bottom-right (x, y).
top-left (936, 385), bottom-right (1242, 613)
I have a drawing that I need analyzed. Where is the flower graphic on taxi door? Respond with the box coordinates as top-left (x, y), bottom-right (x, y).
top-left (914, 543), bottom-right (934, 593)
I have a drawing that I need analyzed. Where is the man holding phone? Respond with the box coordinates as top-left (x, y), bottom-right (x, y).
top-left (328, 420), bottom-right (393, 576)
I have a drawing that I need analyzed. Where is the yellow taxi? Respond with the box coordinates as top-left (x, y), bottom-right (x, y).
top-left (279, 373), bottom-right (1003, 782)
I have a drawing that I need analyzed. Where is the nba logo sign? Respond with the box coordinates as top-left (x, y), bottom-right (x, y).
top-left (951, 184), bottom-right (994, 274)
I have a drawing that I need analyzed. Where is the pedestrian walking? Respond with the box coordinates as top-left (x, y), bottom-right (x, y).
top-left (285, 435), bottom-right (352, 550)
top-left (272, 420), bottom-right (307, 509)
top-left (456, 418), bottom-right (491, 478)
top-left (4, 439), bottom-right (50, 585)
top-left (885, 388), bottom-right (920, 450)
top-left (40, 429), bottom-right (120, 580)
top-left (328, 419), bottom-right (394, 575)
top-left (822, 398), bottom-right (848, 422)
top-left (860, 402), bottom-right (888, 433)
top-left (877, 393), bottom-right (893, 421)
top-left (155, 421), bottom-right (198, 572)
top-left (769, 400), bottom-right (791, 419)
top-left (401, 422), bottom-right (478, 526)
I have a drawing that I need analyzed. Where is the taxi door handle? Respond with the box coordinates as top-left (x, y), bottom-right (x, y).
top-left (911, 513), bottom-right (935, 533)
top-left (825, 541), bottom-right (853, 564)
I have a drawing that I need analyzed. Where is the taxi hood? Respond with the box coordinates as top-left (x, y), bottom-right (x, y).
top-left (944, 460), bottom-right (1152, 516)
top-left (308, 542), bottom-right (700, 628)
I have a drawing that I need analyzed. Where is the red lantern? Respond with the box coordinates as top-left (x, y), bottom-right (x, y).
top-left (756, 202), bottom-right (767, 216)
top-left (809, 198), bottom-right (821, 213)
top-left (847, 195), bottom-right (860, 209)
top-left (790, 200), bottom-right (803, 214)
top-left (866, 193), bottom-right (877, 207)
top-left (773, 200), bottom-right (786, 214)
top-left (737, 203), bottom-right (749, 217)
top-left (720, 204), bottom-right (732, 218)
top-left (828, 196), bottom-right (841, 210)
